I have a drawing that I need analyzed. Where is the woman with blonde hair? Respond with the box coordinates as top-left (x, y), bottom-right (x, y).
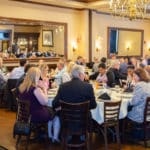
top-left (62, 61), bottom-right (75, 83)
top-left (38, 64), bottom-right (49, 90)
top-left (18, 67), bottom-right (60, 143)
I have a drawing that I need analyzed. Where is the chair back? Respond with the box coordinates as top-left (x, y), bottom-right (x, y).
top-left (6, 79), bottom-right (18, 110)
top-left (60, 100), bottom-right (90, 135)
top-left (11, 88), bottom-right (18, 101)
top-left (144, 97), bottom-right (150, 123)
top-left (104, 101), bottom-right (121, 126)
top-left (17, 99), bottom-right (30, 123)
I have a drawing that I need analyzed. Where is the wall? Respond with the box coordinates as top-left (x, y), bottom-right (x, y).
top-left (0, 0), bottom-right (83, 60)
top-left (14, 26), bottom-right (41, 33)
top-left (38, 26), bottom-right (64, 54)
top-left (92, 12), bottom-right (150, 60)
top-left (0, 0), bottom-right (150, 61)
top-left (118, 30), bottom-right (142, 56)
top-left (53, 28), bottom-right (65, 55)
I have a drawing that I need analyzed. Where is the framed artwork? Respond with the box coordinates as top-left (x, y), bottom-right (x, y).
top-left (42, 30), bottom-right (53, 46)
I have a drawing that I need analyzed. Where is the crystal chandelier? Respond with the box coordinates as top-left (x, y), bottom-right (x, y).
top-left (109, 0), bottom-right (150, 20)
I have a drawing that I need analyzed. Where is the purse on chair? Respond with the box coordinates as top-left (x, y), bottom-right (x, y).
top-left (13, 121), bottom-right (31, 138)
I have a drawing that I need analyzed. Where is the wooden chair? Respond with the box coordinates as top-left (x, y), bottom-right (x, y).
top-left (13, 99), bottom-right (31, 150)
top-left (6, 79), bottom-right (18, 111)
top-left (125, 97), bottom-right (150, 147)
top-left (0, 145), bottom-right (8, 150)
top-left (11, 88), bottom-right (18, 100)
top-left (143, 97), bottom-right (150, 147)
top-left (60, 100), bottom-right (90, 150)
top-left (0, 89), bottom-right (5, 107)
top-left (99, 101), bottom-right (121, 150)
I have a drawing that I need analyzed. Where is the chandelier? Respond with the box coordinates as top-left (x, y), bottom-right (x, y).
top-left (109, 0), bottom-right (150, 20)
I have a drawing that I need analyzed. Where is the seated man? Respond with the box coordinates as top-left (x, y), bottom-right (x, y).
top-left (9, 59), bottom-right (27, 79)
top-left (0, 57), bottom-right (8, 101)
top-left (0, 57), bottom-right (8, 89)
top-left (107, 60), bottom-right (126, 87)
top-left (53, 64), bottom-right (96, 109)
top-left (52, 59), bottom-right (66, 87)
top-left (52, 65), bottom-right (97, 142)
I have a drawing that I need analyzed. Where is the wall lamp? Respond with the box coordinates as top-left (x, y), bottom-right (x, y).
top-left (72, 40), bottom-right (77, 52)
top-left (126, 42), bottom-right (131, 51)
top-left (126, 46), bottom-right (130, 51)
top-left (95, 40), bottom-right (101, 52)
top-left (148, 43), bottom-right (150, 51)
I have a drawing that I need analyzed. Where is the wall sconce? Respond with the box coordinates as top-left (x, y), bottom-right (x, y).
top-left (148, 43), bottom-right (150, 51)
top-left (126, 42), bottom-right (131, 51)
top-left (95, 40), bottom-right (101, 52)
top-left (71, 40), bottom-right (77, 52)
top-left (126, 46), bottom-right (130, 51)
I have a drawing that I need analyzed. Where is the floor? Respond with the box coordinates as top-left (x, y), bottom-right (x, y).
top-left (0, 108), bottom-right (149, 150)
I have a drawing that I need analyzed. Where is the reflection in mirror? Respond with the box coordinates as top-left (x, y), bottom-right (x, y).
top-left (107, 27), bottom-right (144, 57)
top-left (0, 17), bottom-right (67, 58)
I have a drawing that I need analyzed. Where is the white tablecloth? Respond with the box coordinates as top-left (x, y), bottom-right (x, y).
top-left (48, 88), bottom-right (133, 125)
top-left (91, 88), bottom-right (133, 124)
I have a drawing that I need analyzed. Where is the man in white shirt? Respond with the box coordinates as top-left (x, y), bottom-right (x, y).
top-left (9, 59), bottom-right (27, 79)
top-left (54, 60), bottom-right (66, 86)
top-left (0, 57), bottom-right (7, 89)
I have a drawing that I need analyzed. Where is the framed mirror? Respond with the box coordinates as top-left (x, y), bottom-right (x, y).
top-left (0, 17), bottom-right (68, 58)
top-left (107, 27), bottom-right (144, 58)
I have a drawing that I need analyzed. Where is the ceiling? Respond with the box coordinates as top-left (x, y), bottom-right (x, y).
top-left (7, 0), bottom-right (150, 20)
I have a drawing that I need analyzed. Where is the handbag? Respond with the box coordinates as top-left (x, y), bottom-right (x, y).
top-left (13, 121), bottom-right (31, 137)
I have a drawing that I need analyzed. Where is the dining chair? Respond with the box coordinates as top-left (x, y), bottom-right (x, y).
top-left (99, 101), bottom-right (121, 150)
top-left (124, 97), bottom-right (150, 147)
top-left (60, 100), bottom-right (91, 150)
top-left (13, 99), bottom-right (31, 150)
top-left (6, 79), bottom-right (18, 111)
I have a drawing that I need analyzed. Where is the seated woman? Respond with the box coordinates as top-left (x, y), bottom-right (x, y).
top-left (62, 61), bottom-right (75, 83)
top-left (18, 67), bottom-right (60, 143)
top-left (126, 65), bottom-right (136, 88)
top-left (127, 68), bottom-right (150, 123)
top-left (38, 64), bottom-right (49, 90)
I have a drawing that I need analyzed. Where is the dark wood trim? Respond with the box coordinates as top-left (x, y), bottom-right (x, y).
top-left (0, 16), bottom-right (68, 59)
top-left (107, 27), bottom-right (144, 58)
top-left (89, 10), bottom-right (92, 62)
top-left (69, 0), bottom-right (99, 3)
top-left (10, 0), bottom-right (84, 10)
top-left (64, 24), bottom-right (68, 59)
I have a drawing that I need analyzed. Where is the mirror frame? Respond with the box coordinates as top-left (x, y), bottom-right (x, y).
top-left (107, 27), bottom-right (144, 58)
top-left (0, 16), bottom-right (68, 58)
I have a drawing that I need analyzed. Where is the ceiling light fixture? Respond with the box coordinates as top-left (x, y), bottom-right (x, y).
top-left (109, 0), bottom-right (150, 20)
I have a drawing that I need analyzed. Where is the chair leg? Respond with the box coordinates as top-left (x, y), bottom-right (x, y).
top-left (16, 135), bottom-right (21, 150)
top-left (104, 126), bottom-right (108, 150)
top-left (144, 125), bottom-right (147, 148)
top-left (25, 135), bottom-right (30, 150)
top-left (115, 125), bottom-right (121, 150)
top-left (61, 133), bottom-right (66, 150)
top-left (87, 132), bottom-right (91, 150)
top-left (121, 119), bottom-right (126, 143)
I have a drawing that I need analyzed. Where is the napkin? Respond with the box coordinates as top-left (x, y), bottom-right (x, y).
top-left (98, 93), bottom-right (111, 100)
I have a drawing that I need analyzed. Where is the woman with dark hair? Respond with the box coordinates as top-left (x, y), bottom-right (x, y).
top-left (127, 68), bottom-right (150, 123)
